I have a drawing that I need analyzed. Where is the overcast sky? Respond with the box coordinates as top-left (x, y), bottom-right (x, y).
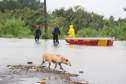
top-left (41, 0), bottom-right (126, 20)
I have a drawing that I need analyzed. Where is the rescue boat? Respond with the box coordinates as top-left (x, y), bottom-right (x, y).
top-left (66, 24), bottom-right (113, 46)
top-left (65, 38), bottom-right (113, 46)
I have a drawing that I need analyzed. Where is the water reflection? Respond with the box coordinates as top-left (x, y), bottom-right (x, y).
top-left (53, 42), bottom-right (59, 48)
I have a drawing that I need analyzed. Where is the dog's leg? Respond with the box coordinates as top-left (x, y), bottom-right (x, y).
top-left (54, 63), bottom-right (57, 70)
top-left (48, 62), bottom-right (51, 70)
top-left (59, 63), bottom-right (63, 70)
top-left (40, 60), bottom-right (45, 66)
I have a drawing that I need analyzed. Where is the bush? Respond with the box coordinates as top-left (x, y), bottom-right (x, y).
top-left (77, 28), bottom-right (98, 37)
top-left (0, 18), bottom-right (32, 37)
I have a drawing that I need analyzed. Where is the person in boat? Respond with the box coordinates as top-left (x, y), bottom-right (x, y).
top-left (52, 25), bottom-right (60, 44)
top-left (67, 24), bottom-right (75, 38)
top-left (34, 25), bottom-right (41, 43)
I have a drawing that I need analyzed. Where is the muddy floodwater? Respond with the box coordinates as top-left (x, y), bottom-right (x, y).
top-left (0, 38), bottom-right (126, 84)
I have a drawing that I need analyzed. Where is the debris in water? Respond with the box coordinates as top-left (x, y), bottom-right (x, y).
top-left (79, 70), bottom-right (84, 74)
top-left (37, 79), bottom-right (46, 84)
top-left (7, 64), bottom-right (79, 77)
top-left (7, 64), bottom-right (88, 84)
top-left (70, 77), bottom-right (88, 84)
top-left (27, 61), bottom-right (33, 64)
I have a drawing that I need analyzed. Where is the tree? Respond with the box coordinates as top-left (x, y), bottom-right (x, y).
top-left (0, 0), bottom-right (42, 12)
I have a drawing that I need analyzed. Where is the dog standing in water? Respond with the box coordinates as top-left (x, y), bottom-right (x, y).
top-left (40, 53), bottom-right (71, 70)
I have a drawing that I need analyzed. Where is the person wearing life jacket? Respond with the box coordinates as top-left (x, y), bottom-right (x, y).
top-left (67, 24), bottom-right (75, 38)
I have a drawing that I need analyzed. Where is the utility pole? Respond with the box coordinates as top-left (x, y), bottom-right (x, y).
top-left (44, 0), bottom-right (48, 38)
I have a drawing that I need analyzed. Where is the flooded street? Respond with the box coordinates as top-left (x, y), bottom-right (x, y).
top-left (0, 38), bottom-right (126, 84)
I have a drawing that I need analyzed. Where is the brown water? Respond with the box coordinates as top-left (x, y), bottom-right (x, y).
top-left (0, 38), bottom-right (126, 84)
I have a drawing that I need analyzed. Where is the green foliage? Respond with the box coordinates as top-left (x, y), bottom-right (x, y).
top-left (0, 0), bottom-right (126, 40)
top-left (0, 0), bottom-right (42, 11)
top-left (0, 18), bottom-right (32, 38)
top-left (77, 28), bottom-right (98, 37)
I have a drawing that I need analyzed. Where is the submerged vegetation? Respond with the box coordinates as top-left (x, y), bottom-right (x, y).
top-left (0, 0), bottom-right (126, 40)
